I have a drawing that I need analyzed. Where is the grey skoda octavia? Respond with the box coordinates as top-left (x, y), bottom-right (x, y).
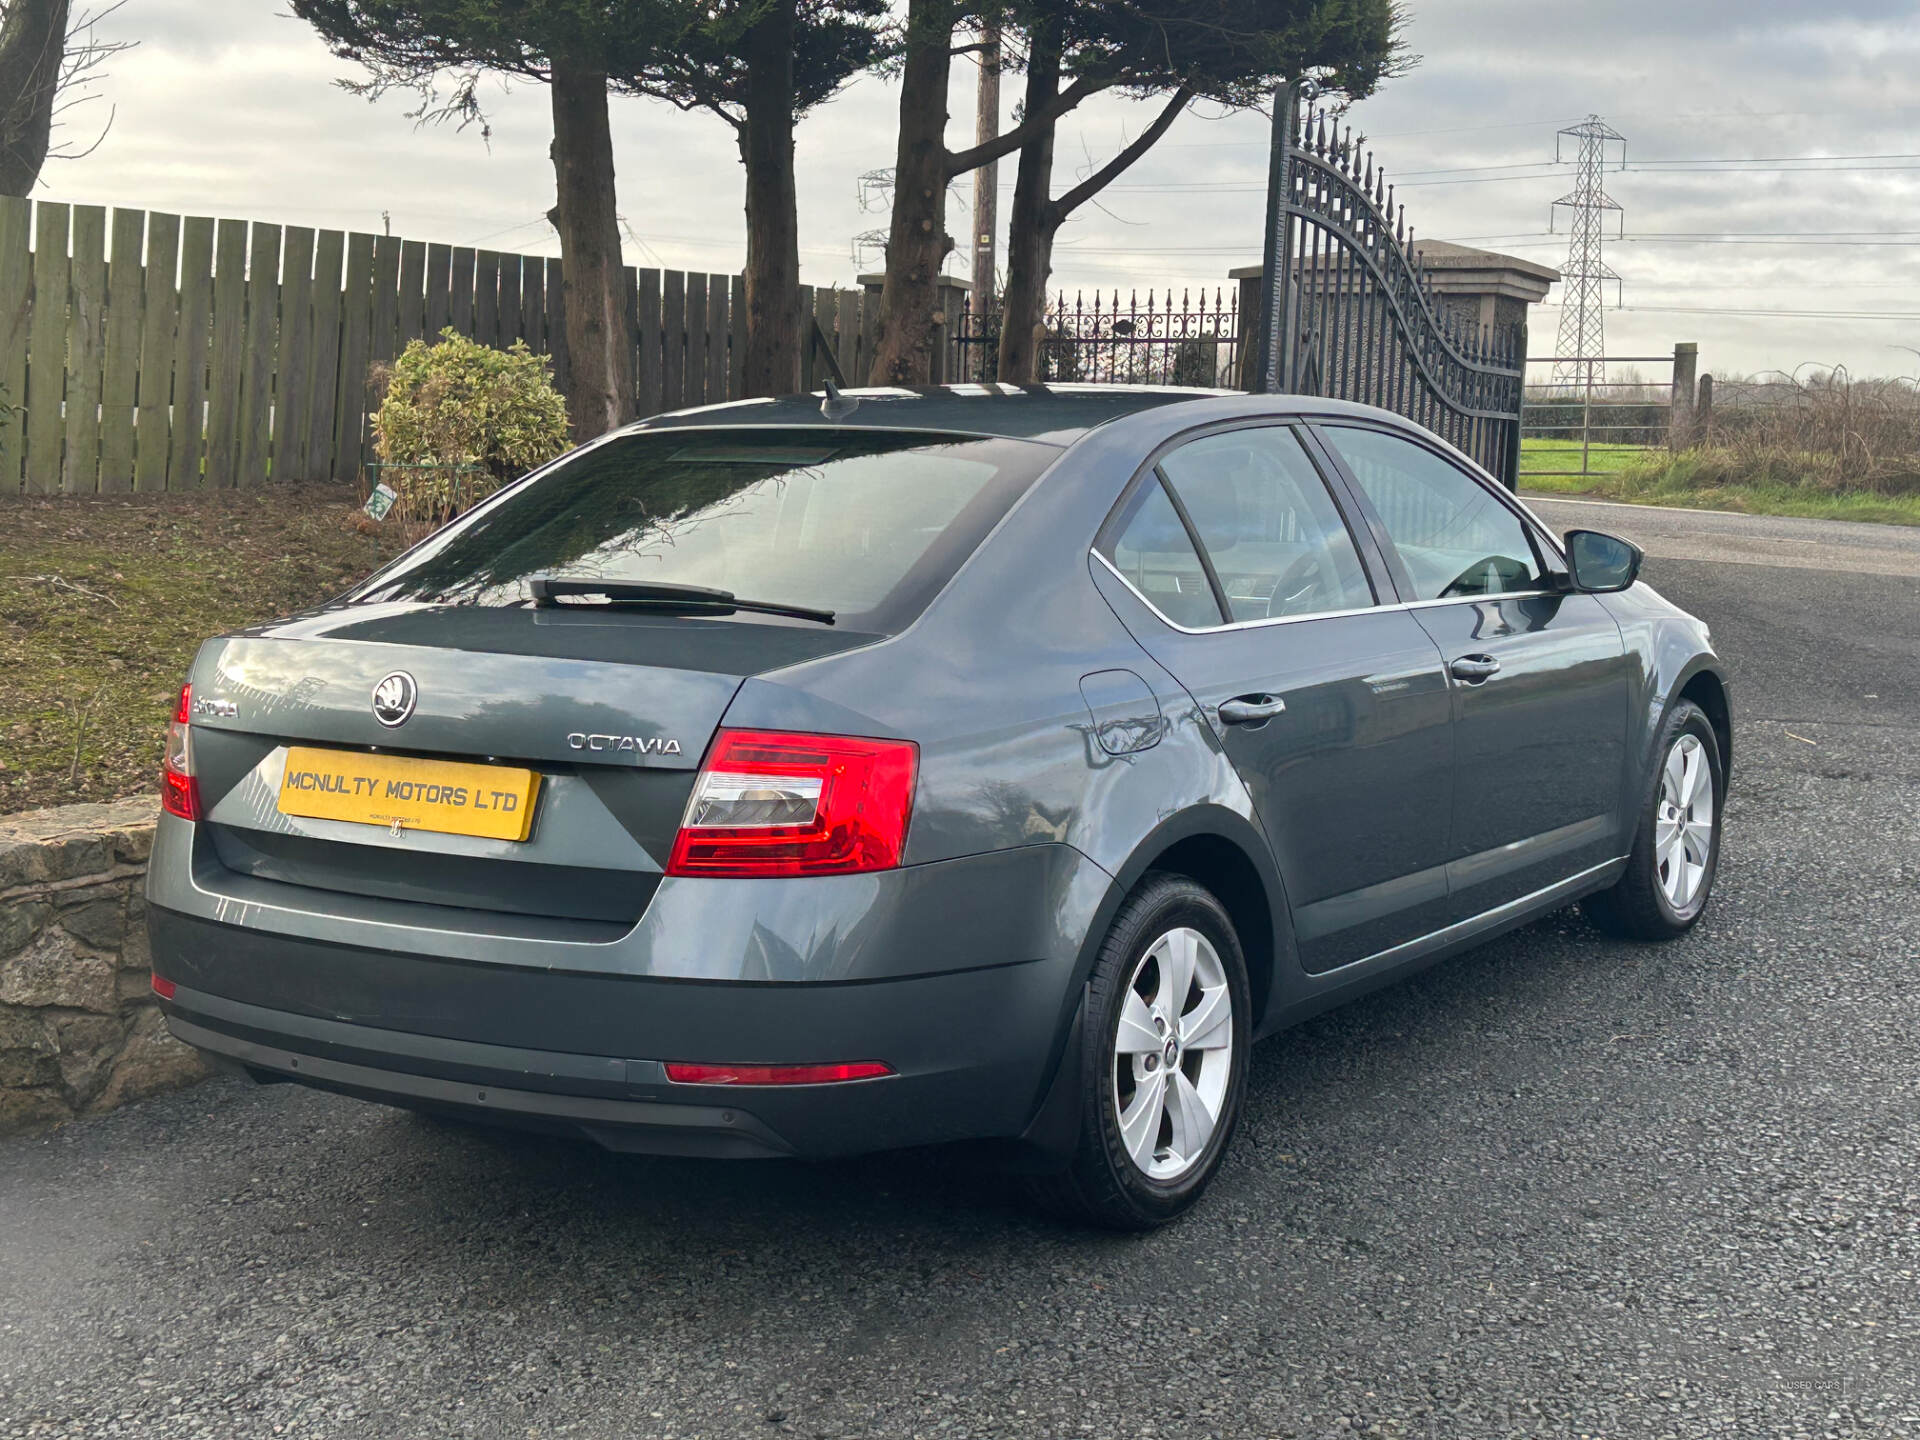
top-left (148, 385), bottom-right (1730, 1228)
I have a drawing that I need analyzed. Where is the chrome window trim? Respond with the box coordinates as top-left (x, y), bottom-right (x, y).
top-left (1094, 418), bottom-right (1397, 630)
top-left (1092, 548), bottom-right (1556, 636)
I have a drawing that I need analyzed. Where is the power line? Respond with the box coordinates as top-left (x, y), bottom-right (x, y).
top-left (1165, 106), bottom-right (1920, 149)
top-left (1546, 303), bottom-right (1920, 320)
top-left (1098, 153), bottom-right (1920, 194)
top-left (1631, 150), bottom-right (1920, 166)
top-left (1431, 231), bottom-right (1920, 249)
top-left (1463, 237), bottom-right (1920, 249)
top-left (1048, 234), bottom-right (1920, 256)
top-left (1451, 229), bottom-right (1920, 240)
top-left (1166, 116), bottom-right (1579, 148)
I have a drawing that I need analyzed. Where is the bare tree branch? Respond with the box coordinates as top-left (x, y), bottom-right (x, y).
top-left (1048, 86), bottom-right (1191, 220)
top-left (944, 73), bottom-right (1098, 176)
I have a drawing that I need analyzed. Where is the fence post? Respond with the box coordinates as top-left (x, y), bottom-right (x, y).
top-left (728, 275), bottom-right (746, 400)
top-left (133, 213), bottom-right (181, 492)
top-left (171, 217), bottom-right (216, 488)
top-left (707, 278), bottom-right (730, 403)
top-left (23, 202), bottom-right (70, 495)
top-left (305, 230), bottom-right (346, 481)
top-left (98, 209), bottom-right (143, 490)
top-left (1696, 374), bottom-right (1713, 444)
top-left (859, 274), bottom-right (882, 379)
top-left (329, 232), bottom-right (375, 483)
top-left (635, 267), bottom-right (662, 417)
top-left (237, 223), bottom-right (283, 485)
top-left (1670, 341), bottom-right (1698, 451)
top-left (205, 219), bottom-right (248, 488)
top-left (0, 196), bottom-right (29, 494)
top-left (63, 205), bottom-right (107, 494)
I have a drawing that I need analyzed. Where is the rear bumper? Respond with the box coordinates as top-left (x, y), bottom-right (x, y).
top-left (145, 818), bottom-right (1115, 1159)
top-left (165, 1004), bottom-right (797, 1158)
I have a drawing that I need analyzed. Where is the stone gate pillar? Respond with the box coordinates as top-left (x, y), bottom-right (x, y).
top-left (858, 273), bottom-right (973, 384)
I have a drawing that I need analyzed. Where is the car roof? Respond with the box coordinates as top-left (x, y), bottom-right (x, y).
top-left (630, 383), bottom-right (1244, 446)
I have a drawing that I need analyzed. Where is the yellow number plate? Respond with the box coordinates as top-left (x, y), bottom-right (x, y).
top-left (277, 747), bottom-right (541, 842)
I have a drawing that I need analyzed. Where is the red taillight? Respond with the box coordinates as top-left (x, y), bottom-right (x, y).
top-left (151, 974), bottom-right (177, 1000)
top-left (664, 1060), bottom-right (893, 1086)
top-left (666, 729), bottom-right (916, 877)
top-left (161, 682), bottom-right (202, 821)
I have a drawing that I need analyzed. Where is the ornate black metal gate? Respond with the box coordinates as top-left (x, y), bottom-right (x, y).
top-left (1256, 81), bottom-right (1526, 487)
top-left (952, 288), bottom-right (1241, 388)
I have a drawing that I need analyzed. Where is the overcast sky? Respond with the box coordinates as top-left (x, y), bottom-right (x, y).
top-left (34, 0), bottom-right (1920, 379)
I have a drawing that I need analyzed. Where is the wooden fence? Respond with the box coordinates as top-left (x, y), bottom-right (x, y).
top-left (0, 198), bottom-right (897, 495)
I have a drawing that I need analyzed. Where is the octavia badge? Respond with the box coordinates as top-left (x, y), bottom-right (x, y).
top-left (371, 671), bottom-right (418, 727)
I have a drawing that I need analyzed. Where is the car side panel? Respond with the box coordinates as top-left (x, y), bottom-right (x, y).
top-left (1091, 563), bottom-right (1458, 971)
top-left (1598, 580), bottom-right (1731, 804)
top-left (1409, 591), bottom-right (1635, 918)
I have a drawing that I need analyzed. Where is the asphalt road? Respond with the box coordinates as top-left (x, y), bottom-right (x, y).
top-left (5, 501), bottom-right (1918, 1440)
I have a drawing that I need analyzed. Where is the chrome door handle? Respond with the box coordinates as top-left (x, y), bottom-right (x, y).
top-left (1449, 655), bottom-right (1501, 683)
top-left (1218, 695), bottom-right (1287, 725)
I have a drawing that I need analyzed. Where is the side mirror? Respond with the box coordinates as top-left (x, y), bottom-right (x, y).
top-left (1564, 529), bottom-right (1643, 593)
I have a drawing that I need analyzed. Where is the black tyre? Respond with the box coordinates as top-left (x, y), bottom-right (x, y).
top-left (1586, 699), bottom-right (1724, 941)
top-left (1027, 872), bottom-right (1251, 1230)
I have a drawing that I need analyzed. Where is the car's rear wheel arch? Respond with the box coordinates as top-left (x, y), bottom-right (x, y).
top-left (1015, 811), bottom-right (1289, 1165)
top-left (1105, 810), bottom-right (1288, 1032)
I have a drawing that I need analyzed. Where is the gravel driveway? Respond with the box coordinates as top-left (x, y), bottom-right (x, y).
top-left (4, 500), bottom-right (1917, 1439)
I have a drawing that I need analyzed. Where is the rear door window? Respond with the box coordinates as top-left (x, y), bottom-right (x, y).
top-left (1158, 427), bottom-right (1377, 621)
top-left (1105, 477), bottom-right (1224, 630)
top-left (351, 429), bottom-right (1058, 632)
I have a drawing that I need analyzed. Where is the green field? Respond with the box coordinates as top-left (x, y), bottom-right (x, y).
top-left (1518, 438), bottom-right (1659, 479)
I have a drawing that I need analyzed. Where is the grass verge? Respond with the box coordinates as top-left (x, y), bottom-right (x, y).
top-left (1518, 445), bottom-right (1920, 526)
top-left (1, 487), bottom-right (404, 815)
top-left (1517, 439), bottom-right (1655, 478)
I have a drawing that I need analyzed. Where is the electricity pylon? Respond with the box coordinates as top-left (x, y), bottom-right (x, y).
top-left (1550, 116), bottom-right (1626, 391)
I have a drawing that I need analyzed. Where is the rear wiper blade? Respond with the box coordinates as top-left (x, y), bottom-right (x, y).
top-left (527, 576), bottom-right (835, 625)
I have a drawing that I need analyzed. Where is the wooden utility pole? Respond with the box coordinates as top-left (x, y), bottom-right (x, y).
top-left (971, 14), bottom-right (1001, 312)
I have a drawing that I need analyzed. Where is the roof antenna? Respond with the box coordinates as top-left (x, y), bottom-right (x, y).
top-left (821, 376), bottom-right (861, 421)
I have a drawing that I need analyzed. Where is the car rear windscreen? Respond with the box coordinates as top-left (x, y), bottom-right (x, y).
top-left (350, 429), bottom-right (1058, 631)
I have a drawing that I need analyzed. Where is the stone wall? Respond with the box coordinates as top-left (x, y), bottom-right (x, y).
top-left (0, 800), bottom-right (208, 1134)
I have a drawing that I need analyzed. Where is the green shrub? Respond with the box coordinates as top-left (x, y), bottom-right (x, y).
top-left (371, 329), bottom-right (571, 523)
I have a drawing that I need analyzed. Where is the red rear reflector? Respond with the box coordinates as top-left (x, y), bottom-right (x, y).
top-left (160, 769), bottom-right (200, 822)
top-left (666, 729), bottom-right (917, 877)
top-left (663, 1060), bottom-right (893, 1086)
top-left (151, 974), bottom-right (177, 1000)
top-left (160, 682), bottom-right (203, 821)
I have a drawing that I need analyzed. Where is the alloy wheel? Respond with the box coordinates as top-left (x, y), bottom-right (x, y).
top-left (1656, 732), bottom-right (1715, 910)
top-left (1111, 926), bottom-right (1235, 1181)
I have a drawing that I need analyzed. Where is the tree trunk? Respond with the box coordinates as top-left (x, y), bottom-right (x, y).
top-left (867, 0), bottom-right (954, 386)
top-left (995, 35), bottom-right (1060, 385)
top-left (740, 0), bottom-right (801, 397)
top-left (0, 0), bottom-right (70, 198)
top-left (999, 72), bottom-right (1190, 385)
top-left (547, 54), bottom-right (634, 441)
